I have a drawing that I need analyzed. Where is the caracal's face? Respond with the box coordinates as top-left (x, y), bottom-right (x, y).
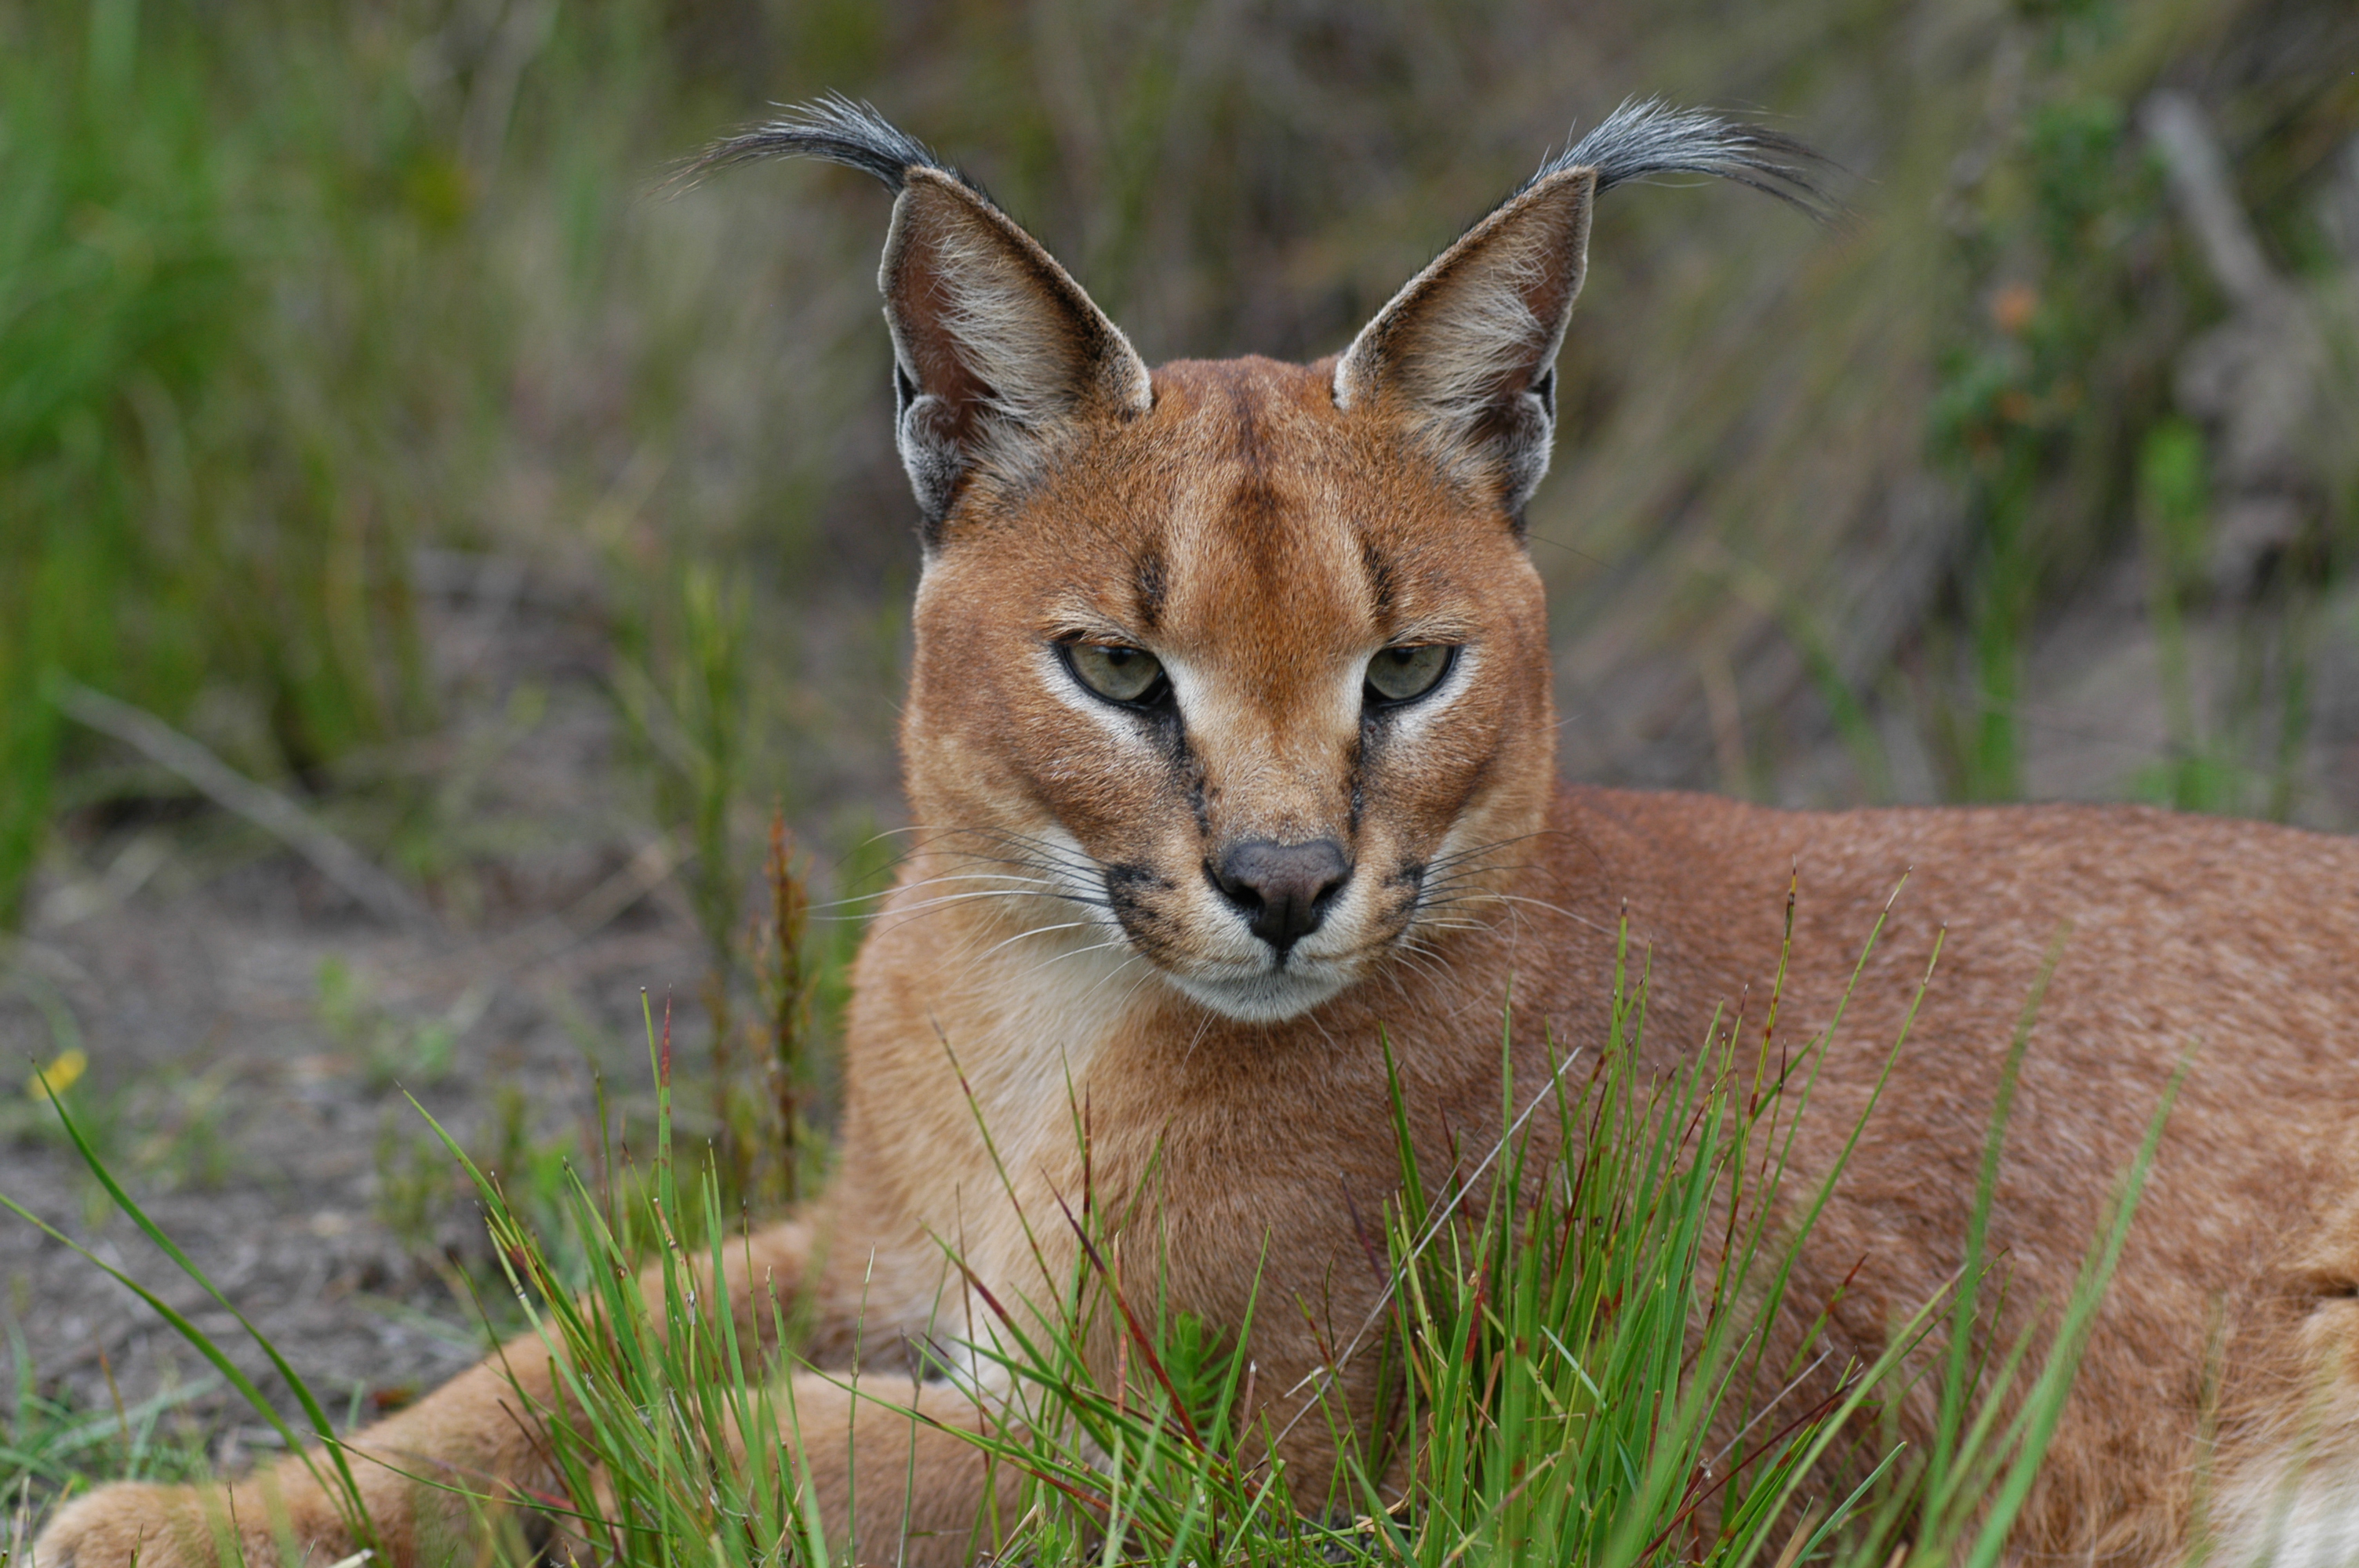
top-left (900, 355), bottom-right (1558, 1024)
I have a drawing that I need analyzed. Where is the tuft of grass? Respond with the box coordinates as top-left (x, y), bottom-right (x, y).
top-left (0, 1340), bottom-right (217, 1502)
top-left (417, 1000), bottom-right (834, 1566)
top-left (2, 922), bottom-right (2185, 1566)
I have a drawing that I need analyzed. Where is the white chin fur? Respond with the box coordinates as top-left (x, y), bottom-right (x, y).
top-left (1165, 965), bottom-right (1350, 1023)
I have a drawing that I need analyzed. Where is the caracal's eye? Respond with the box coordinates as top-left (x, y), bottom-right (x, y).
top-left (1365, 644), bottom-right (1454, 706)
top-left (1064, 641), bottom-right (1169, 706)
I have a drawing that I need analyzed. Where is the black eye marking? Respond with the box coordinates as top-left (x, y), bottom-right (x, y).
top-left (1181, 731), bottom-right (1211, 836)
top-left (1363, 644), bottom-right (1457, 709)
top-left (1058, 639), bottom-right (1175, 712)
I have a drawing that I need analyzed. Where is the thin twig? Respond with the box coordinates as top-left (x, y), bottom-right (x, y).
top-left (2140, 92), bottom-right (2287, 314)
top-left (49, 677), bottom-right (438, 934)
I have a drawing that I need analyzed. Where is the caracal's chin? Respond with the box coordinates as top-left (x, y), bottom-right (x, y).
top-left (1101, 880), bottom-right (1437, 1022)
top-left (1125, 884), bottom-right (1405, 1022)
top-left (1163, 961), bottom-right (1355, 1024)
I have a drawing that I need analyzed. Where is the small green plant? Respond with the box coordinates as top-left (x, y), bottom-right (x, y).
top-left (612, 560), bottom-right (768, 1195)
top-left (1927, 78), bottom-right (2170, 800)
top-left (0, 1339), bottom-right (217, 1498)
top-left (315, 956), bottom-right (458, 1092)
top-left (2135, 417), bottom-right (2234, 811)
top-left (373, 1116), bottom-right (451, 1261)
top-left (125, 1066), bottom-right (237, 1194)
top-left (2125, 417), bottom-right (2322, 820)
top-left (747, 810), bottom-right (823, 1207)
top-left (373, 1083), bottom-right (579, 1287)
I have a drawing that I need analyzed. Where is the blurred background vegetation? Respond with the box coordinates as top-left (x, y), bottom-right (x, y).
top-left (3, 0), bottom-right (2355, 932)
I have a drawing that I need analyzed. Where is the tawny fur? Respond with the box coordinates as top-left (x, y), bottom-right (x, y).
top-left (35, 107), bottom-right (2359, 1568)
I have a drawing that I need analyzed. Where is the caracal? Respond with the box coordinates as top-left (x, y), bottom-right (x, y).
top-left (38, 100), bottom-right (2359, 1568)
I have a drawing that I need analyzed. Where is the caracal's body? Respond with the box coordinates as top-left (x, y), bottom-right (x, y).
top-left (38, 101), bottom-right (2359, 1568)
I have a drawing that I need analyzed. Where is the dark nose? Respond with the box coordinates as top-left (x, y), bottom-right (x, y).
top-left (1211, 840), bottom-right (1351, 954)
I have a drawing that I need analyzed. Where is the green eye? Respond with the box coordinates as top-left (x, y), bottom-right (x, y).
top-left (1065, 641), bottom-right (1168, 705)
top-left (1365, 644), bottom-right (1453, 704)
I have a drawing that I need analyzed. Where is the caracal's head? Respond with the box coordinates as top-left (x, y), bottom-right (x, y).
top-left (704, 100), bottom-right (1820, 1023)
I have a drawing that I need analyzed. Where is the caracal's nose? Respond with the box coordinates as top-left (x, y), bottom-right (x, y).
top-left (1210, 839), bottom-right (1351, 955)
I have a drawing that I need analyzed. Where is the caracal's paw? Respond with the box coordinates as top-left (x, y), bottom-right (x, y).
top-left (32, 1479), bottom-right (354, 1568)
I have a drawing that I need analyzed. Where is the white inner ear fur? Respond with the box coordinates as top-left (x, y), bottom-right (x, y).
top-left (1381, 226), bottom-right (1560, 426)
top-left (882, 175), bottom-right (1150, 437)
top-left (1330, 169), bottom-right (1594, 510)
top-left (926, 224), bottom-right (1129, 430)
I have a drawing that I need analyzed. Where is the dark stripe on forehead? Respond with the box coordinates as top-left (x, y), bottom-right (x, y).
top-left (1361, 535), bottom-right (1397, 621)
top-left (1221, 373), bottom-right (1285, 571)
top-left (1224, 376), bottom-right (1270, 476)
top-left (1134, 546), bottom-right (1168, 631)
top-left (1230, 474), bottom-right (1283, 532)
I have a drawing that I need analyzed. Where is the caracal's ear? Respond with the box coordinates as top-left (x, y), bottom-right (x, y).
top-left (692, 96), bottom-right (1151, 540)
top-left (1334, 100), bottom-right (1833, 518)
top-left (875, 170), bottom-right (1151, 527)
top-left (1332, 166), bottom-right (1596, 516)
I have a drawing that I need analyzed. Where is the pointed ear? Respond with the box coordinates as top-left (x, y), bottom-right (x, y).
top-left (881, 169), bottom-right (1151, 533)
top-left (1332, 165), bottom-right (1597, 516)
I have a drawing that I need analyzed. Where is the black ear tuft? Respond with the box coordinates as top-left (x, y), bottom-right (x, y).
top-left (688, 93), bottom-right (963, 195)
top-left (1538, 97), bottom-right (1837, 220)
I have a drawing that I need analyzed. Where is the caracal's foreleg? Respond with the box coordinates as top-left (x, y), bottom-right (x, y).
top-left (29, 1209), bottom-right (988, 1567)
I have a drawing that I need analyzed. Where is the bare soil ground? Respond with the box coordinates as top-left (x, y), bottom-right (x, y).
top-left (0, 561), bottom-right (719, 1479)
